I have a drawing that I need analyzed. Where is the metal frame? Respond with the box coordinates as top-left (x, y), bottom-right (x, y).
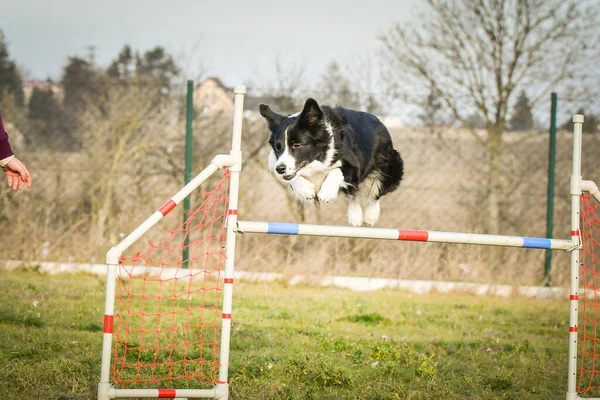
top-left (98, 104), bottom-right (598, 399)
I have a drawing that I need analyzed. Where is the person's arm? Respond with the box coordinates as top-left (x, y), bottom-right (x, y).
top-left (0, 112), bottom-right (14, 166)
top-left (0, 112), bottom-right (31, 191)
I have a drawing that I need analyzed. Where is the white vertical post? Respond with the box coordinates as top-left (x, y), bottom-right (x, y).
top-left (98, 248), bottom-right (120, 400)
top-left (566, 114), bottom-right (584, 400)
top-left (216, 86), bottom-right (245, 399)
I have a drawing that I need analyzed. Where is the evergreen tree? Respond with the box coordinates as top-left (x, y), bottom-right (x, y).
top-left (135, 46), bottom-right (179, 88)
top-left (419, 89), bottom-right (444, 127)
top-left (61, 56), bottom-right (99, 112)
top-left (365, 94), bottom-right (382, 115)
top-left (463, 113), bottom-right (486, 129)
top-left (27, 84), bottom-right (63, 148)
top-left (28, 84), bottom-right (59, 120)
top-left (584, 114), bottom-right (600, 134)
top-left (509, 91), bottom-right (534, 131)
top-left (60, 56), bottom-right (103, 150)
top-left (561, 108), bottom-right (600, 133)
top-left (107, 45), bottom-right (134, 80)
top-left (0, 30), bottom-right (24, 108)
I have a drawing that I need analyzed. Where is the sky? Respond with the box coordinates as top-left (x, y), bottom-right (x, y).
top-left (0, 0), bottom-right (417, 90)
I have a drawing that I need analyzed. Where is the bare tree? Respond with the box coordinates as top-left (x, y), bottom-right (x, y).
top-left (315, 61), bottom-right (361, 109)
top-left (342, 52), bottom-right (387, 114)
top-left (247, 54), bottom-right (309, 114)
top-left (247, 55), bottom-right (316, 221)
top-left (77, 84), bottom-right (182, 246)
top-left (379, 0), bottom-right (598, 233)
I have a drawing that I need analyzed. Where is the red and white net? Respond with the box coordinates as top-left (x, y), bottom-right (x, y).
top-left (110, 172), bottom-right (230, 389)
top-left (579, 194), bottom-right (600, 394)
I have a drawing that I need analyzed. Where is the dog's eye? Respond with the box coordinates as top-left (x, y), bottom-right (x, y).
top-left (292, 143), bottom-right (301, 150)
top-left (276, 143), bottom-right (282, 151)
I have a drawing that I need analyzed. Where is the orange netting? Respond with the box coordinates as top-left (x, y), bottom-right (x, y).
top-left (579, 194), bottom-right (600, 394)
top-left (110, 172), bottom-right (230, 388)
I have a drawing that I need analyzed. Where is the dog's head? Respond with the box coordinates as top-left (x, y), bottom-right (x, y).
top-left (259, 98), bottom-right (331, 181)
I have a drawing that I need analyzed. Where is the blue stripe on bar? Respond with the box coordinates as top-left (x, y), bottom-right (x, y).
top-left (267, 222), bottom-right (300, 235)
top-left (522, 237), bottom-right (552, 249)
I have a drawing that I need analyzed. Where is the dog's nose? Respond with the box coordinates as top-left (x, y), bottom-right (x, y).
top-left (275, 164), bottom-right (286, 175)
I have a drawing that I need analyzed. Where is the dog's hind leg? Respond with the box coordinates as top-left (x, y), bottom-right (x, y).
top-left (363, 200), bottom-right (380, 226)
top-left (347, 198), bottom-right (364, 227)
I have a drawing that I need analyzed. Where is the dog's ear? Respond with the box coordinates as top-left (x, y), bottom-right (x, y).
top-left (298, 98), bottom-right (324, 128)
top-left (259, 104), bottom-right (284, 128)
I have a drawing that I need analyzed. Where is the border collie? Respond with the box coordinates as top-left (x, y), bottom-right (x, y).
top-left (259, 99), bottom-right (404, 227)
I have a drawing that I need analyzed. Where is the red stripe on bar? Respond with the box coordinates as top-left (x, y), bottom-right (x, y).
top-left (157, 389), bottom-right (177, 398)
top-left (571, 230), bottom-right (580, 236)
top-left (224, 278), bottom-right (234, 284)
top-left (570, 326), bottom-right (578, 332)
top-left (216, 380), bottom-right (227, 385)
top-left (158, 199), bottom-right (176, 216)
top-left (227, 209), bottom-right (238, 215)
top-left (103, 315), bottom-right (114, 334)
top-left (571, 294), bottom-right (579, 300)
top-left (398, 229), bottom-right (429, 241)
top-left (222, 313), bottom-right (232, 319)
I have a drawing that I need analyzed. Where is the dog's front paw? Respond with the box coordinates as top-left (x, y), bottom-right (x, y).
top-left (291, 178), bottom-right (316, 200)
top-left (317, 181), bottom-right (339, 203)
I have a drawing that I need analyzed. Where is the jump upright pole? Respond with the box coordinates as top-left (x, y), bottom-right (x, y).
top-left (215, 85), bottom-right (246, 399)
top-left (566, 114), bottom-right (584, 400)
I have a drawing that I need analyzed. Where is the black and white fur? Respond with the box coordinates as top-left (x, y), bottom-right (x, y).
top-left (259, 98), bottom-right (404, 227)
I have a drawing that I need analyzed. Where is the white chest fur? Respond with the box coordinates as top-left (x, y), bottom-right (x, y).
top-left (298, 160), bottom-right (340, 189)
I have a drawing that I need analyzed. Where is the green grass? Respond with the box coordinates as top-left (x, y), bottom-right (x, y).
top-left (0, 269), bottom-right (577, 399)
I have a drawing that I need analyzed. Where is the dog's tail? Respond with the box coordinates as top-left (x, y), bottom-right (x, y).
top-left (378, 149), bottom-right (404, 198)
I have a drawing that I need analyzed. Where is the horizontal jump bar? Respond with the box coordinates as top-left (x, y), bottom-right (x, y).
top-left (236, 221), bottom-right (576, 251)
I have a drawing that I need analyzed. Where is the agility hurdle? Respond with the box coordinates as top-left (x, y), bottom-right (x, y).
top-left (235, 114), bottom-right (598, 400)
top-left (97, 86), bottom-right (246, 400)
top-left (98, 82), bottom-right (599, 399)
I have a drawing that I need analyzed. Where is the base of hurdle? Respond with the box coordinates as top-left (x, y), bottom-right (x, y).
top-left (99, 387), bottom-right (223, 398)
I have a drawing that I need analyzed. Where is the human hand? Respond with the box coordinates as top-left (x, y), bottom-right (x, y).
top-left (3, 157), bottom-right (32, 191)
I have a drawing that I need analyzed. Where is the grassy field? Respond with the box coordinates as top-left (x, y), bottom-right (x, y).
top-left (0, 268), bottom-right (576, 399)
